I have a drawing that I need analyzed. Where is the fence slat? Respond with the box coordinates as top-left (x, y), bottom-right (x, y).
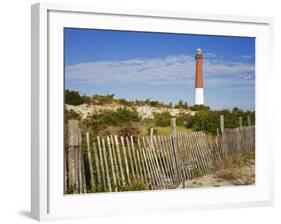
top-left (107, 136), bottom-right (117, 192)
top-left (184, 132), bottom-right (202, 176)
top-left (157, 135), bottom-right (172, 186)
top-left (126, 137), bottom-right (135, 181)
top-left (149, 136), bottom-right (165, 188)
top-left (178, 132), bottom-right (191, 180)
top-left (78, 138), bottom-right (83, 193)
top-left (93, 142), bottom-right (101, 190)
top-left (138, 138), bottom-right (152, 187)
top-left (137, 138), bottom-right (149, 184)
top-left (97, 136), bottom-right (106, 191)
top-left (195, 132), bottom-right (210, 172)
top-left (110, 135), bottom-right (119, 186)
top-left (200, 132), bottom-right (214, 170)
top-left (130, 136), bottom-right (141, 182)
top-left (81, 154), bottom-right (87, 193)
top-left (86, 132), bottom-right (95, 190)
top-left (164, 135), bottom-right (177, 185)
top-left (151, 136), bottom-right (166, 189)
top-left (101, 138), bottom-right (112, 192)
top-left (143, 137), bottom-right (160, 188)
top-left (120, 136), bottom-right (131, 185)
top-left (162, 135), bottom-right (177, 185)
top-left (192, 132), bottom-right (208, 173)
top-left (114, 135), bottom-right (125, 185)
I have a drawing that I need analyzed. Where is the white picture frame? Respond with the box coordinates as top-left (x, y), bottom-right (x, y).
top-left (31, 2), bottom-right (274, 221)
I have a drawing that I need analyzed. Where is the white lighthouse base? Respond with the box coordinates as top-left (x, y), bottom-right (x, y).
top-left (194, 88), bottom-right (204, 105)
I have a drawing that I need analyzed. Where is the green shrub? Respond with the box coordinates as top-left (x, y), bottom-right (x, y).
top-left (186, 111), bottom-right (219, 134)
top-left (65, 109), bottom-right (81, 120)
top-left (148, 100), bottom-right (161, 107)
top-left (81, 95), bottom-right (91, 105)
top-left (81, 120), bottom-right (110, 137)
top-left (65, 89), bottom-right (84, 105)
top-left (186, 108), bottom-right (255, 134)
top-left (91, 107), bottom-right (140, 126)
top-left (117, 123), bottom-right (141, 138)
top-left (154, 112), bottom-right (172, 127)
top-left (175, 114), bottom-right (189, 126)
top-left (189, 105), bottom-right (210, 111)
top-left (91, 94), bottom-right (115, 105)
top-left (174, 100), bottom-right (188, 109)
top-left (117, 98), bottom-right (134, 106)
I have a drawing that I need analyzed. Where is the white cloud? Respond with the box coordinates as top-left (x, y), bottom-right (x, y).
top-left (204, 52), bottom-right (217, 58)
top-left (65, 54), bottom-right (255, 87)
top-left (240, 55), bottom-right (253, 59)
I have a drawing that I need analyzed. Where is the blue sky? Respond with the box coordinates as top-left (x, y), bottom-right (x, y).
top-left (65, 28), bottom-right (255, 110)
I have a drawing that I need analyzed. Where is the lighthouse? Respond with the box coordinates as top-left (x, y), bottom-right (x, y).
top-left (194, 48), bottom-right (204, 105)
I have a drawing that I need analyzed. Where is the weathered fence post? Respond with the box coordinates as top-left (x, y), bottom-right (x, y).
top-left (80, 137), bottom-right (87, 193)
top-left (68, 120), bottom-right (80, 193)
top-left (150, 128), bottom-right (154, 148)
top-left (220, 115), bottom-right (224, 134)
top-left (239, 117), bottom-right (243, 128)
top-left (216, 128), bottom-right (220, 136)
top-left (78, 131), bottom-right (84, 193)
top-left (247, 115), bottom-right (251, 126)
top-left (171, 118), bottom-right (177, 144)
top-left (64, 151), bottom-right (67, 193)
top-left (219, 115), bottom-right (226, 157)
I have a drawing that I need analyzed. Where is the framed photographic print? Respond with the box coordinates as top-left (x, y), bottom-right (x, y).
top-left (31, 2), bottom-right (274, 221)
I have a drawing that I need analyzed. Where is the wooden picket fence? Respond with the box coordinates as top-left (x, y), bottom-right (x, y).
top-left (65, 120), bottom-right (255, 194)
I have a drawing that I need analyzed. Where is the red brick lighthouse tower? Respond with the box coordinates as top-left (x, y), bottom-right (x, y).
top-left (194, 48), bottom-right (204, 105)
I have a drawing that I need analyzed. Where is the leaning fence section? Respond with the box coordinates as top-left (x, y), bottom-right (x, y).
top-left (65, 120), bottom-right (255, 194)
top-left (214, 126), bottom-right (255, 162)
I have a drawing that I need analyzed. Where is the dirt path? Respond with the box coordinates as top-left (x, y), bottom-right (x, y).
top-left (177, 162), bottom-right (255, 189)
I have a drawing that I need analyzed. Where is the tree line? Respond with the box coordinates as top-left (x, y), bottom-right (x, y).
top-left (65, 89), bottom-right (189, 109)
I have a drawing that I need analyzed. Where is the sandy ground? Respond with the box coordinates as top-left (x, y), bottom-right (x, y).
top-left (177, 160), bottom-right (255, 189)
top-left (66, 103), bottom-right (195, 120)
